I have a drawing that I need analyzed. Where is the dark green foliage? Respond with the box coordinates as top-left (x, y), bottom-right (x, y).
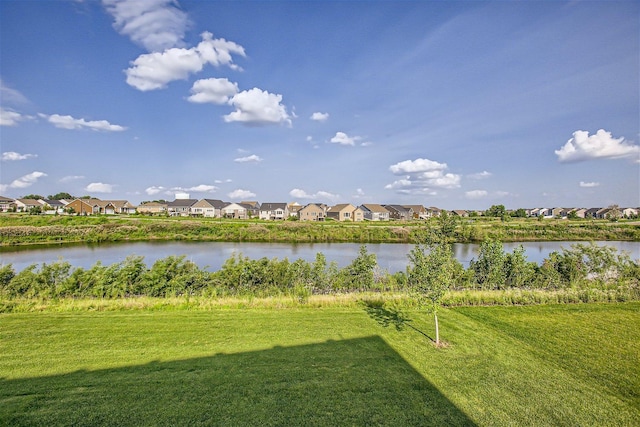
top-left (342, 245), bottom-right (377, 291)
top-left (485, 204), bottom-right (506, 217)
top-left (48, 192), bottom-right (74, 200)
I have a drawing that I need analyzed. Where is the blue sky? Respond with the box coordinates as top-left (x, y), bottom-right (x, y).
top-left (1, 0), bottom-right (638, 209)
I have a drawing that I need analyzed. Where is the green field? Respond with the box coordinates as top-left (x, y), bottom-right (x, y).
top-left (1, 303), bottom-right (639, 426)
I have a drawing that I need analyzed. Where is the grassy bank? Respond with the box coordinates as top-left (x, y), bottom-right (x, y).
top-left (1, 303), bottom-right (638, 425)
top-left (1, 214), bottom-right (638, 246)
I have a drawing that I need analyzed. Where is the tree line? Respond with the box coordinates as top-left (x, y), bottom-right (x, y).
top-left (0, 239), bottom-right (637, 301)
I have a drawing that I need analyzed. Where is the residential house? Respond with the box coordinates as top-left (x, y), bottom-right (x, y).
top-left (259, 203), bottom-right (288, 220)
top-left (137, 201), bottom-right (168, 215)
top-left (551, 207), bottom-right (567, 218)
top-left (451, 210), bottom-right (469, 217)
top-left (298, 203), bottom-right (327, 221)
top-left (403, 205), bottom-right (429, 220)
top-left (570, 208), bottom-right (587, 218)
top-left (622, 207), bottom-right (638, 218)
top-left (240, 202), bottom-right (260, 218)
top-left (0, 196), bottom-right (16, 212)
top-left (14, 199), bottom-right (45, 213)
top-left (221, 202), bottom-right (248, 219)
top-left (109, 200), bottom-right (137, 214)
top-left (287, 203), bottom-right (303, 218)
top-left (596, 208), bottom-right (612, 219)
top-left (427, 207), bottom-right (442, 217)
top-left (65, 199), bottom-right (99, 215)
top-left (167, 199), bottom-right (198, 217)
top-left (191, 199), bottom-right (225, 218)
top-left (40, 199), bottom-right (67, 214)
top-left (384, 205), bottom-right (413, 221)
top-left (359, 204), bottom-right (390, 221)
top-left (584, 208), bottom-right (602, 219)
top-left (326, 204), bottom-right (362, 222)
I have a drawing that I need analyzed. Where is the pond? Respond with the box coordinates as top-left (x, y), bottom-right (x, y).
top-left (1, 241), bottom-right (638, 273)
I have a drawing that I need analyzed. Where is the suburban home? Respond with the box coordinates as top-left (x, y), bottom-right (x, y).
top-left (551, 207), bottom-right (567, 218)
top-left (584, 208), bottom-right (602, 219)
top-left (110, 200), bottom-right (137, 214)
top-left (298, 203), bottom-right (327, 221)
top-left (221, 202), bottom-right (248, 219)
top-left (40, 199), bottom-right (67, 214)
top-left (384, 205), bottom-right (413, 221)
top-left (622, 207), bottom-right (638, 218)
top-left (0, 196), bottom-right (16, 212)
top-left (191, 199), bottom-right (226, 218)
top-left (596, 208), bottom-right (612, 219)
top-left (240, 202), bottom-right (260, 218)
top-left (14, 199), bottom-right (44, 213)
top-left (287, 203), bottom-right (303, 218)
top-left (65, 199), bottom-right (99, 215)
top-left (451, 210), bottom-right (469, 217)
top-left (137, 201), bottom-right (168, 215)
top-left (326, 203), bottom-right (362, 222)
top-left (259, 203), bottom-right (288, 220)
top-left (427, 207), bottom-right (442, 217)
top-left (167, 199), bottom-right (198, 217)
top-left (359, 204), bottom-right (390, 221)
top-left (403, 205), bottom-right (429, 220)
top-left (570, 208), bottom-right (587, 218)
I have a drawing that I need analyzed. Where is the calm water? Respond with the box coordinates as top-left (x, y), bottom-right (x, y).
top-left (1, 241), bottom-right (638, 273)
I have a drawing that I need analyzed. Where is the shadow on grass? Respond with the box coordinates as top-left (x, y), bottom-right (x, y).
top-left (362, 300), bottom-right (434, 342)
top-left (0, 336), bottom-right (474, 426)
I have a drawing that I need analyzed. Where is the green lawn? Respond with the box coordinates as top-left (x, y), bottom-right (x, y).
top-left (1, 303), bottom-right (638, 426)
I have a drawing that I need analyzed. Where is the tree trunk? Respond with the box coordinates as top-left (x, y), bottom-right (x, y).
top-left (434, 310), bottom-right (440, 345)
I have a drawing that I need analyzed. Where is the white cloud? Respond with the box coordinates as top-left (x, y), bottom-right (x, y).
top-left (184, 184), bottom-right (218, 193)
top-left (187, 78), bottom-right (239, 104)
top-left (145, 185), bottom-right (166, 195)
top-left (39, 113), bottom-right (126, 132)
top-left (3, 171), bottom-right (47, 189)
top-left (214, 178), bottom-right (232, 184)
top-left (2, 151), bottom-right (37, 161)
top-left (224, 88), bottom-right (291, 126)
top-left (580, 181), bottom-right (600, 188)
top-left (468, 171), bottom-right (492, 180)
top-left (0, 79), bottom-right (29, 105)
top-left (384, 179), bottom-right (412, 190)
top-left (86, 182), bottom-right (114, 193)
top-left (125, 32), bottom-right (245, 91)
top-left (60, 175), bottom-right (85, 183)
top-left (0, 108), bottom-right (32, 126)
top-left (389, 158), bottom-right (447, 174)
top-left (234, 154), bottom-right (263, 163)
top-left (310, 112), bottom-right (329, 122)
top-left (386, 157), bottom-right (461, 195)
top-left (465, 190), bottom-right (488, 199)
top-left (289, 188), bottom-right (339, 202)
top-left (329, 132), bottom-right (359, 146)
top-left (228, 189), bottom-right (256, 199)
top-left (170, 184), bottom-right (218, 193)
top-left (103, 0), bottom-right (190, 52)
top-left (555, 129), bottom-right (639, 162)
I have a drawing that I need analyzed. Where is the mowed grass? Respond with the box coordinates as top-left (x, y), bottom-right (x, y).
top-left (1, 303), bottom-right (638, 426)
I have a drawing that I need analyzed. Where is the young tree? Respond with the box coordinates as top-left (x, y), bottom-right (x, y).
top-left (345, 245), bottom-right (377, 291)
top-left (407, 242), bottom-right (460, 345)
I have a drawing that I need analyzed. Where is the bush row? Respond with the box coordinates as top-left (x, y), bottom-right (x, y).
top-left (0, 241), bottom-right (638, 302)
